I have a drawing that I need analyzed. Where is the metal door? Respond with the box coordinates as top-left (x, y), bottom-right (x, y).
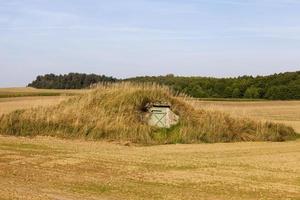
top-left (149, 109), bottom-right (167, 128)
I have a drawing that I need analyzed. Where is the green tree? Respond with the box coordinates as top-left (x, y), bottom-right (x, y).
top-left (265, 86), bottom-right (292, 100)
top-left (232, 88), bottom-right (241, 98)
top-left (224, 87), bottom-right (233, 98)
top-left (244, 87), bottom-right (260, 99)
top-left (186, 85), bottom-right (208, 98)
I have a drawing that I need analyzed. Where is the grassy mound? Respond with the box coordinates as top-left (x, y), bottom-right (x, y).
top-left (0, 83), bottom-right (296, 144)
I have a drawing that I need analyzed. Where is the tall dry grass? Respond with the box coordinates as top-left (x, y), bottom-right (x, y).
top-left (0, 83), bottom-right (296, 144)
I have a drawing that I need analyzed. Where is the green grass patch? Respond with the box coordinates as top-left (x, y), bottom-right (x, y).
top-left (0, 142), bottom-right (64, 156)
top-left (68, 182), bottom-right (112, 195)
top-left (0, 143), bottom-right (51, 151)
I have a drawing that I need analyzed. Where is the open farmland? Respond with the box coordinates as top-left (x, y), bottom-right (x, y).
top-left (0, 96), bottom-right (70, 116)
top-left (189, 100), bottom-right (300, 133)
top-left (0, 87), bottom-right (86, 98)
top-left (0, 87), bottom-right (85, 116)
top-left (0, 136), bottom-right (299, 200)
top-left (0, 88), bottom-right (299, 199)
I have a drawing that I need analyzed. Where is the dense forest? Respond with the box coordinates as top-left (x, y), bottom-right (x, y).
top-left (28, 71), bottom-right (300, 100)
top-left (28, 73), bottom-right (117, 89)
top-left (127, 71), bottom-right (300, 100)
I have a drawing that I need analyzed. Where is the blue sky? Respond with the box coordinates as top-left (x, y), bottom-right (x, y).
top-left (0, 0), bottom-right (300, 87)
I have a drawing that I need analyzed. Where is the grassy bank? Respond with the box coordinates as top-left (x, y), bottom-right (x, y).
top-left (0, 83), bottom-right (296, 144)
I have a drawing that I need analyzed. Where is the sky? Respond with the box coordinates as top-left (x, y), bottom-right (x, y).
top-left (0, 0), bottom-right (300, 87)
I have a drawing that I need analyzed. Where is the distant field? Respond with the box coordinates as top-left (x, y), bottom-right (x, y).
top-left (0, 136), bottom-right (299, 200)
top-left (0, 96), bottom-right (70, 116)
top-left (190, 100), bottom-right (300, 133)
top-left (0, 87), bottom-right (86, 98)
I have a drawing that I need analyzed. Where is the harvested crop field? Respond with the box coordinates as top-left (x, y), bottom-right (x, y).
top-left (0, 96), bottom-right (69, 116)
top-left (190, 100), bottom-right (300, 133)
top-left (0, 87), bottom-right (85, 98)
top-left (0, 136), bottom-right (299, 200)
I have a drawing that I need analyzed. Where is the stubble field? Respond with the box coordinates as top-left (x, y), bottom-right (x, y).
top-left (0, 88), bottom-right (299, 200)
top-left (0, 96), bottom-right (69, 116)
top-left (0, 87), bottom-right (86, 98)
top-left (190, 100), bottom-right (300, 133)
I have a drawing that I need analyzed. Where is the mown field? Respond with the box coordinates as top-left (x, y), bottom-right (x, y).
top-left (190, 100), bottom-right (300, 133)
top-left (0, 96), bottom-right (69, 116)
top-left (0, 87), bottom-right (82, 116)
top-left (0, 87), bottom-right (85, 98)
top-left (0, 88), bottom-right (299, 199)
top-left (0, 136), bottom-right (299, 200)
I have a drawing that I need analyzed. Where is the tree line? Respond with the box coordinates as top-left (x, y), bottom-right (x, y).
top-left (28, 73), bottom-right (117, 89)
top-left (28, 71), bottom-right (300, 100)
top-left (126, 71), bottom-right (300, 100)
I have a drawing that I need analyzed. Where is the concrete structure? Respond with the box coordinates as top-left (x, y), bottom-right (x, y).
top-left (146, 103), bottom-right (179, 128)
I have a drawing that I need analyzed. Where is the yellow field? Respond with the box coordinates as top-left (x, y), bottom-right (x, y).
top-left (0, 89), bottom-right (300, 199)
top-left (0, 87), bottom-right (86, 98)
top-left (189, 100), bottom-right (300, 133)
top-left (0, 87), bottom-right (84, 116)
top-left (0, 96), bottom-right (69, 116)
top-left (0, 136), bottom-right (299, 200)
